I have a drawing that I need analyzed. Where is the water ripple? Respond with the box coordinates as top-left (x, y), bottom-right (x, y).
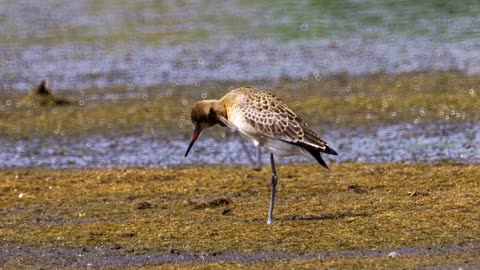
top-left (0, 123), bottom-right (478, 169)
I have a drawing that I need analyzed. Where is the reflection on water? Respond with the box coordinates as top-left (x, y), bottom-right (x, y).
top-left (2, 1), bottom-right (480, 91)
top-left (1, 123), bottom-right (478, 169)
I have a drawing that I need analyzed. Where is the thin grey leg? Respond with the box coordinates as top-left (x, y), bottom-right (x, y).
top-left (267, 153), bottom-right (278, 225)
top-left (236, 134), bottom-right (261, 171)
top-left (237, 135), bottom-right (255, 164)
top-left (254, 145), bottom-right (262, 171)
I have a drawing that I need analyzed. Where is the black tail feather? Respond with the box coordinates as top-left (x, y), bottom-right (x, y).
top-left (284, 141), bottom-right (338, 170)
top-left (304, 146), bottom-right (330, 170)
top-left (323, 145), bottom-right (338, 156)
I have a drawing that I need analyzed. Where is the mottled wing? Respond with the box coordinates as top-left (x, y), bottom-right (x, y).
top-left (240, 90), bottom-right (332, 153)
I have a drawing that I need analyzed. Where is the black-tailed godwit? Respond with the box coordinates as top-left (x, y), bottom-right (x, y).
top-left (185, 87), bottom-right (338, 224)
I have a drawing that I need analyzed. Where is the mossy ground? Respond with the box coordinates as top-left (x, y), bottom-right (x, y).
top-left (1, 71), bottom-right (478, 138)
top-left (1, 163), bottom-right (479, 268)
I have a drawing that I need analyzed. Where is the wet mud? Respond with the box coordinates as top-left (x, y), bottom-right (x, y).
top-left (1, 243), bottom-right (479, 268)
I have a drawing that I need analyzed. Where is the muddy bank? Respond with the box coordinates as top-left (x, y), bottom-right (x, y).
top-left (1, 164), bottom-right (479, 253)
top-left (2, 71), bottom-right (479, 139)
top-left (1, 164), bottom-right (479, 268)
top-left (1, 243), bottom-right (479, 268)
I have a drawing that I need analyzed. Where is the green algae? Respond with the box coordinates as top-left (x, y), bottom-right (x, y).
top-left (1, 71), bottom-right (479, 139)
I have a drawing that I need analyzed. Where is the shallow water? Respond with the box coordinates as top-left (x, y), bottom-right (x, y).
top-left (1, 2), bottom-right (479, 168)
top-left (2, 1), bottom-right (480, 92)
top-left (1, 123), bottom-right (478, 169)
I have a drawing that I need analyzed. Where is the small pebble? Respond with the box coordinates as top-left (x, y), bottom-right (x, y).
top-left (18, 193), bottom-right (24, 199)
top-left (388, 251), bottom-right (399, 258)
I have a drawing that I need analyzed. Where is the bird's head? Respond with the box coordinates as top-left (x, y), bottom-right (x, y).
top-left (185, 100), bottom-right (226, 157)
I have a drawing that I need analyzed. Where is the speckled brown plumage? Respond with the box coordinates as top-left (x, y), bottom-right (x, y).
top-left (220, 87), bottom-right (337, 166)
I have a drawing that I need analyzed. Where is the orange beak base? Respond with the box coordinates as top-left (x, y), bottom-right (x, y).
top-left (185, 126), bottom-right (202, 157)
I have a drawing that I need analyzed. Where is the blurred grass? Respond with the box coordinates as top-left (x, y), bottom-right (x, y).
top-left (0, 71), bottom-right (478, 139)
top-left (0, 163), bottom-right (479, 267)
top-left (3, 0), bottom-right (480, 47)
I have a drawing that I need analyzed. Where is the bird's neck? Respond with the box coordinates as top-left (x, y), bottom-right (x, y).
top-left (210, 100), bottom-right (227, 119)
top-left (199, 99), bottom-right (228, 125)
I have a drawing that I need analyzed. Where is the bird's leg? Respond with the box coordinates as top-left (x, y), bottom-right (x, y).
top-left (267, 153), bottom-right (278, 225)
top-left (254, 145), bottom-right (262, 171)
top-left (235, 132), bottom-right (261, 171)
top-left (220, 114), bottom-right (262, 171)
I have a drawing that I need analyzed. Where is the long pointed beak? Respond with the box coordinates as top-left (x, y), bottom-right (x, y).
top-left (185, 126), bottom-right (202, 157)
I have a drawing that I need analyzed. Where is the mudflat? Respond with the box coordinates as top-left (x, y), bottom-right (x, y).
top-left (1, 163), bottom-right (479, 268)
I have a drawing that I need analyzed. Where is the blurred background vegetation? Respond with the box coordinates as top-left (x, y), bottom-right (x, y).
top-left (0, 0), bottom-right (479, 166)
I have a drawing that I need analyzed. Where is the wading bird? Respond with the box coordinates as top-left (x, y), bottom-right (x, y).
top-left (185, 87), bottom-right (337, 224)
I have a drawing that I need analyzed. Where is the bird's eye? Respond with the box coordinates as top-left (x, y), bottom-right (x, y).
top-left (209, 108), bottom-right (216, 116)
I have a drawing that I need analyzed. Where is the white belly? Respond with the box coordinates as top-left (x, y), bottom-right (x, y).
top-left (238, 131), bottom-right (304, 157)
top-left (263, 138), bottom-right (304, 156)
